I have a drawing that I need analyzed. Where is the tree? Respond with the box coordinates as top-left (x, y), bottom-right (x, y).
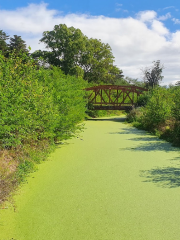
top-left (9, 35), bottom-right (28, 55)
top-left (175, 81), bottom-right (180, 86)
top-left (32, 24), bottom-right (123, 84)
top-left (35, 24), bottom-right (87, 74)
top-left (0, 30), bottom-right (9, 56)
top-left (80, 38), bottom-right (123, 83)
top-left (142, 60), bottom-right (164, 88)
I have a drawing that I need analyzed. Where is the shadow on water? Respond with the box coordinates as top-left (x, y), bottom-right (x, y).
top-left (110, 126), bottom-right (180, 187)
top-left (140, 167), bottom-right (180, 188)
top-left (87, 117), bottom-right (126, 122)
top-left (109, 127), bottom-right (148, 135)
top-left (109, 127), bottom-right (179, 153)
top-left (89, 118), bottom-right (180, 188)
top-left (124, 141), bottom-right (178, 153)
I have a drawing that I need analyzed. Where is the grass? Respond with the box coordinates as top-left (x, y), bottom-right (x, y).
top-left (0, 111), bottom-right (123, 206)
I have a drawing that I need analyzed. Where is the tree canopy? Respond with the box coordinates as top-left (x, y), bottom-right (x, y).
top-left (9, 35), bottom-right (28, 55)
top-left (32, 24), bottom-right (123, 84)
top-left (0, 30), bottom-right (29, 57)
top-left (142, 60), bottom-right (164, 88)
top-left (0, 30), bottom-right (9, 56)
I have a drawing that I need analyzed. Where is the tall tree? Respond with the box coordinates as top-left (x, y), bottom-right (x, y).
top-left (38, 24), bottom-right (87, 74)
top-left (0, 30), bottom-right (9, 56)
top-left (9, 35), bottom-right (28, 55)
top-left (80, 38), bottom-right (123, 83)
top-left (32, 24), bottom-right (123, 84)
top-left (142, 60), bottom-right (164, 88)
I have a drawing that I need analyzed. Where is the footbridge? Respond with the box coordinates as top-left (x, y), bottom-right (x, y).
top-left (85, 85), bottom-right (148, 110)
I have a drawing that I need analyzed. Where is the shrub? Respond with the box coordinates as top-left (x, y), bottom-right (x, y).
top-left (171, 87), bottom-right (180, 145)
top-left (136, 92), bottom-right (151, 107)
top-left (126, 107), bottom-right (142, 123)
top-left (139, 87), bottom-right (173, 131)
top-left (0, 52), bottom-right (87, 148)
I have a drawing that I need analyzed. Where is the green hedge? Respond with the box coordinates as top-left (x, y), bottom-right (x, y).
top-left (0, 52), bottom-right (87, 148)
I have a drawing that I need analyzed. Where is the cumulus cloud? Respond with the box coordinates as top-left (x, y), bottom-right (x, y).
top-left (137, 10), bottom-right (157, 22)
top-left (0, 3), bottom-right (180, 85)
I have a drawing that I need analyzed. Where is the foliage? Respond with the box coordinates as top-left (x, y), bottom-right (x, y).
top-left (0, 50), bottom-right (88, 203)
top-left (170, 87), bottom-right (180, 145)
top-left (87, 109), bottom-right (123, 118)
top-left (37, 66), bottom-right (87, 140)
top-left (136, 91), bottom-right (151, 107)
top-left (124, 77), bottom-right (145, 87)
top-left (142, 60), bottom-right (164, 88)
top-left (0, 140), bottom-right (55, 204)
top-left (38, 24), bottom-right (87, 74)
top-left (81, 38), bottom-right (123, 83)
top-left (175, 80), bottom-right (180, 86)
top-left (114, 77), bottom-right (129, 85)
top-left (9, 35), bottom-right (29, 55)
top-left (0, 31), bottom-right (29, 58)
top-left (0, 30), bottom-right (9, 56)
top-left (0, 51), bottom-right (87, 148)
top-left (139, 88), bottom-right (173, 131)
top-left (32, 24), bottom-right (123, 84)
top-left (127, 85), bottom-right (180, 146)
top-left (126, 107), bottom-right (142, 123)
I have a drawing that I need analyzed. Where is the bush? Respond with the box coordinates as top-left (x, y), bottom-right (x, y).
top-left (126, 107), bottom-right (142, 123)
top-left (0, 52), bottom-right (87, 148)
top-left (139, 87), bottom-right (173, 131)
top-left (136, 92), bottom-right (151, 107)
top-left (171, 87), bottom-right (180, 145)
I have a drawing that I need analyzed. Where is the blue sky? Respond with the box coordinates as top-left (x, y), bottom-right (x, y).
top-left (0, 0), bottom-right (180, 84)
top-left (1, 0), bottom-right (180, 32)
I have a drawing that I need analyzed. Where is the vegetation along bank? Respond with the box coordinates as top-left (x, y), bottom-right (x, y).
top-left (0, 24), bottom-right (124, 204)
top-left (0, 23), bottom-right (180, 205)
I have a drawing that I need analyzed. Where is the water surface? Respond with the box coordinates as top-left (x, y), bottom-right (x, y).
top-left (1, 116), bottom-right (180, 239)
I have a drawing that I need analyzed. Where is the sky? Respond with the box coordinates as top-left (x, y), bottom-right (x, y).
top-left (0, 0), bottom-right (180, 85)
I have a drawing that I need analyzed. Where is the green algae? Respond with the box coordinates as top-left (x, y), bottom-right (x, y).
top-left (1, 116), bottom-right (180, 240)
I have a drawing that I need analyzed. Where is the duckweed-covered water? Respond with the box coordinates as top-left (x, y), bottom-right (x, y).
top-left (1, 116), bottom-right (180, 240)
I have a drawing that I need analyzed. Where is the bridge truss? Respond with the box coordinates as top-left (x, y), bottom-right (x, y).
top-left (85, 85), bottom-right (148, 110)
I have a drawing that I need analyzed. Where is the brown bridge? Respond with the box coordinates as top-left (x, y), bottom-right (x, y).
top-left (85, 85), bottom-right (148, 110)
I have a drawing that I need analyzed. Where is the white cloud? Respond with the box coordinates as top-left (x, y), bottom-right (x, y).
top-left (0, 3), bottom-right (180, 85)
top-left (158, 12), bottom-right (171, 21)
top-left (172, 18), bottom-right (180, 24)
top-left (137, 10), bottom-right (157, 22)
top-left (151, 20), bottom-right (169, 35)
top-left (163, 6), bottom-right (175, 10)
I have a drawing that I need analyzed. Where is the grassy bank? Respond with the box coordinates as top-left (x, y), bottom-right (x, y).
top-left (0, 140), bottom-right (55, 206)
top-left (0, 51), bottom-right (87, 204)
top-left (0, 51), bottom-right (123, 205)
